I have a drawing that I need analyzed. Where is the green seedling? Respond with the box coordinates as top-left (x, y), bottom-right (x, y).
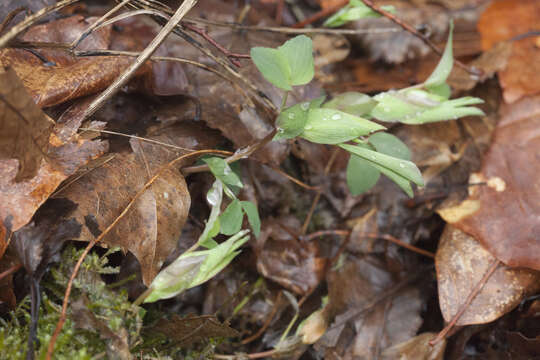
top-left (324, 0), bottom-right (396, 28)
top-left (251, 20), bottom-right (484, 197)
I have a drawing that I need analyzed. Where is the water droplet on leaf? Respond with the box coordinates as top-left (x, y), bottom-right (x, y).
top-left (331, 114), bottom-right (341, 120)
top-left (300, 102), bottom-right (310, 111)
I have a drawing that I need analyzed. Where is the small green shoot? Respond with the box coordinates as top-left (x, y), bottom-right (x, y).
top-left (324, 0), bottom-right (396, 28)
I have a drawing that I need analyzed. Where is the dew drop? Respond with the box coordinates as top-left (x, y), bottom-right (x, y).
top-left (300, 102), bottom-right (310, 111)
top-left (288, 113), bottom-right (295, 119)
top-left (305, 125), bottom-right (313, 130)
top-left (399, 162), bottom-right (405, 168)
top-left (278, 127), bottom-right (285, 133)
top-left (331, 114), bottom-right (341, 120)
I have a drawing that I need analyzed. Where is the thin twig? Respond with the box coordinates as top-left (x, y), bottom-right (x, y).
top-left (0, 263), bottom-right (22, 282)
top-left (45, 148), bottom-right (226, 360)
top-left (182, 129), bottom-right (277, 175)
top-left (241, 291), bottom-right (283, 345)
top-left (82, 0), bottom-right (198, 120)
top-left (185, 17), bottom-right (401, 36)
top-left (359, 0), bottom-right (479, 75)
top-left (301, 148), bottom-right (339, 235)
top-left (430, 259), bottom-right (500, 345)
top-left (0, 0), bottom-right (79, 49)
top-left (71, 0), bottom-right (132, 49)
top-left (303, 229), bottom-right (435, 259)
top-left (182, 23), bottom-right (250, 67)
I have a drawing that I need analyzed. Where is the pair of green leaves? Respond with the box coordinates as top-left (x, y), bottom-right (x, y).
top-left (250, 35), bottom-right (314, 91)
top-left (342, 133), bottom-right (422, 197)
top-left (324, 0), bottom-right (396, 28)
top-left (203, 157), bottom-right (261, 240)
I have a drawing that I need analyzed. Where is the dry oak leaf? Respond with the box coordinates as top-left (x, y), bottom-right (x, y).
top-left (0, 15), bottom-right (150, 108)
top-left (0, 67), bottom-right (53, 181)
top-left (381, 332), bottom-right (446, 360)
top-left (477, 0), bottom-right (540, 103)
top-left (0, 95), bottom-right (108, 232)
top-left (439, 95), bottom-right (540, 270)
top-left (59, 133), bottom-right (194, 285)
top-left (434, 225), bottom-right (540, 325)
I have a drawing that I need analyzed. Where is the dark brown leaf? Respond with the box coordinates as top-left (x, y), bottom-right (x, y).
top-left (381, 332), bottom-right (445, 360)
top-left (151, 314), bottom-right (239, 346)
top-left (0, 67), bottom-right (53, 180)
top-left (255, 216), bottom-right (326, 295)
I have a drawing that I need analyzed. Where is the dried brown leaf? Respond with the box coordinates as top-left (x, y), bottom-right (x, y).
top-left (381, 332), bottom-right (445, 360)
top-left (435, 225), bottom-right (540, 325)
top-left (443, 95), bottom-right (540, 270)
top-left (0, 67), bottom-right (53, 180)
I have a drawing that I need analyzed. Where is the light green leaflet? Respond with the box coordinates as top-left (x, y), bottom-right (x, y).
top-left (203, 157), bottom-right (243, 188)
top-left (341, 143), bottom-right (423, 197)
top-left (323, 92), bottom-right (377, 117)
top-left (424, 21), bottom-right (454, 88)
top-left (274, 96), bottom-right (325, 141)
top-left (144, 230), bottom-right (250, 303)
top-left (219, 199), bottom-right (243, 236)
top-left (251, 35), bottom-right (314, 90)
top-left (324, 0), bottom-right (396, 28)
top-left (301, 108), bottom-right (385, 144)
top-left (240, 201), bottom-right (261, 237)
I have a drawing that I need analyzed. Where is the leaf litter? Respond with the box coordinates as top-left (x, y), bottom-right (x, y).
top-left (0, 0), bottom-right (539, 359)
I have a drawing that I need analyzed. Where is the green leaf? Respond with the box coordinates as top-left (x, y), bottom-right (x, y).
top-left (408, 97), bottom-right (485, 124)
top-left (340, 143), bottom-right (423, 187)
top-left (370, 92), bottom-right (424, 122)
top-left (203, 157), bottom-right (243, 188)
top-left (323, 92), bottom-right (377, 116)
top-left (426, 82), bottom-right (451, 99)
top-left (424, 21), bottom-right (454, 87)
top-left (250, 47), bottom-right (291, 90)
top-left (324, 0), bottom-right (395, 27)
top-left (199, 180), bottom-right (223, 249)
top-left (240, 201), bottom-right (261, 237)
top-left (301, 108), bottom-right (385, 144)
top-left (219, 199), bottom-right (244, 235)
top-left (187, 230), bottom-right (250, 288)
top-left (368, 132), bottom-right (411, 160)
top-left (274, 96), bottom-right (327, 141)
top-left (346, 154), bottom-right (380, 195)
top-left (279, 35), bottom-right (314, 86)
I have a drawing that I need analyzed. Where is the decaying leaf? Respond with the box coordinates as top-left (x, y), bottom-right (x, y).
top-left (435, 225), bottom-right (540, 325)
top-left (150, 314), bottom-right (239, 347)
top-left (0, 67), bottom-right (53, 181)
top-left (477, 0), bottom-right (540, 103)
top-left (315, 257), bottom-right (423, 358)
top-left (59, 133), bottom-right (192, 285)
top-left (442, 95), bottom-right (540, 270)
top-left (0, 97), bottom-right (108, 232)
top-left (381, 332), bottom-right (446, 360)
top-left (255, 216), bottom-right (326, 295)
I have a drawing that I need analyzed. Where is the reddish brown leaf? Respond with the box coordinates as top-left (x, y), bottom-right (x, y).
top-left (0, 67), bottom-right (53, 181)
top-left (255, 216), bottom-right (326, 295)
top-left (0, 97), bottom-right (108, 231)
top-left (435, 225), bottom-right (540, 325)
top-left (441, 95), bottom-right (540, 270)
top-left (477, 0), bottom-right (540, 103)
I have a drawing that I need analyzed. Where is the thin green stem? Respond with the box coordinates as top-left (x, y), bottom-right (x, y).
top-left (280, 91), bottom-right (289, 112)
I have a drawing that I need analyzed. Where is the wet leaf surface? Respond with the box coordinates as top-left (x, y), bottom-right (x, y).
top-left (435, 225), bottom-right (540, 325)
top-left (444, 95), bottom-right (540, 270)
